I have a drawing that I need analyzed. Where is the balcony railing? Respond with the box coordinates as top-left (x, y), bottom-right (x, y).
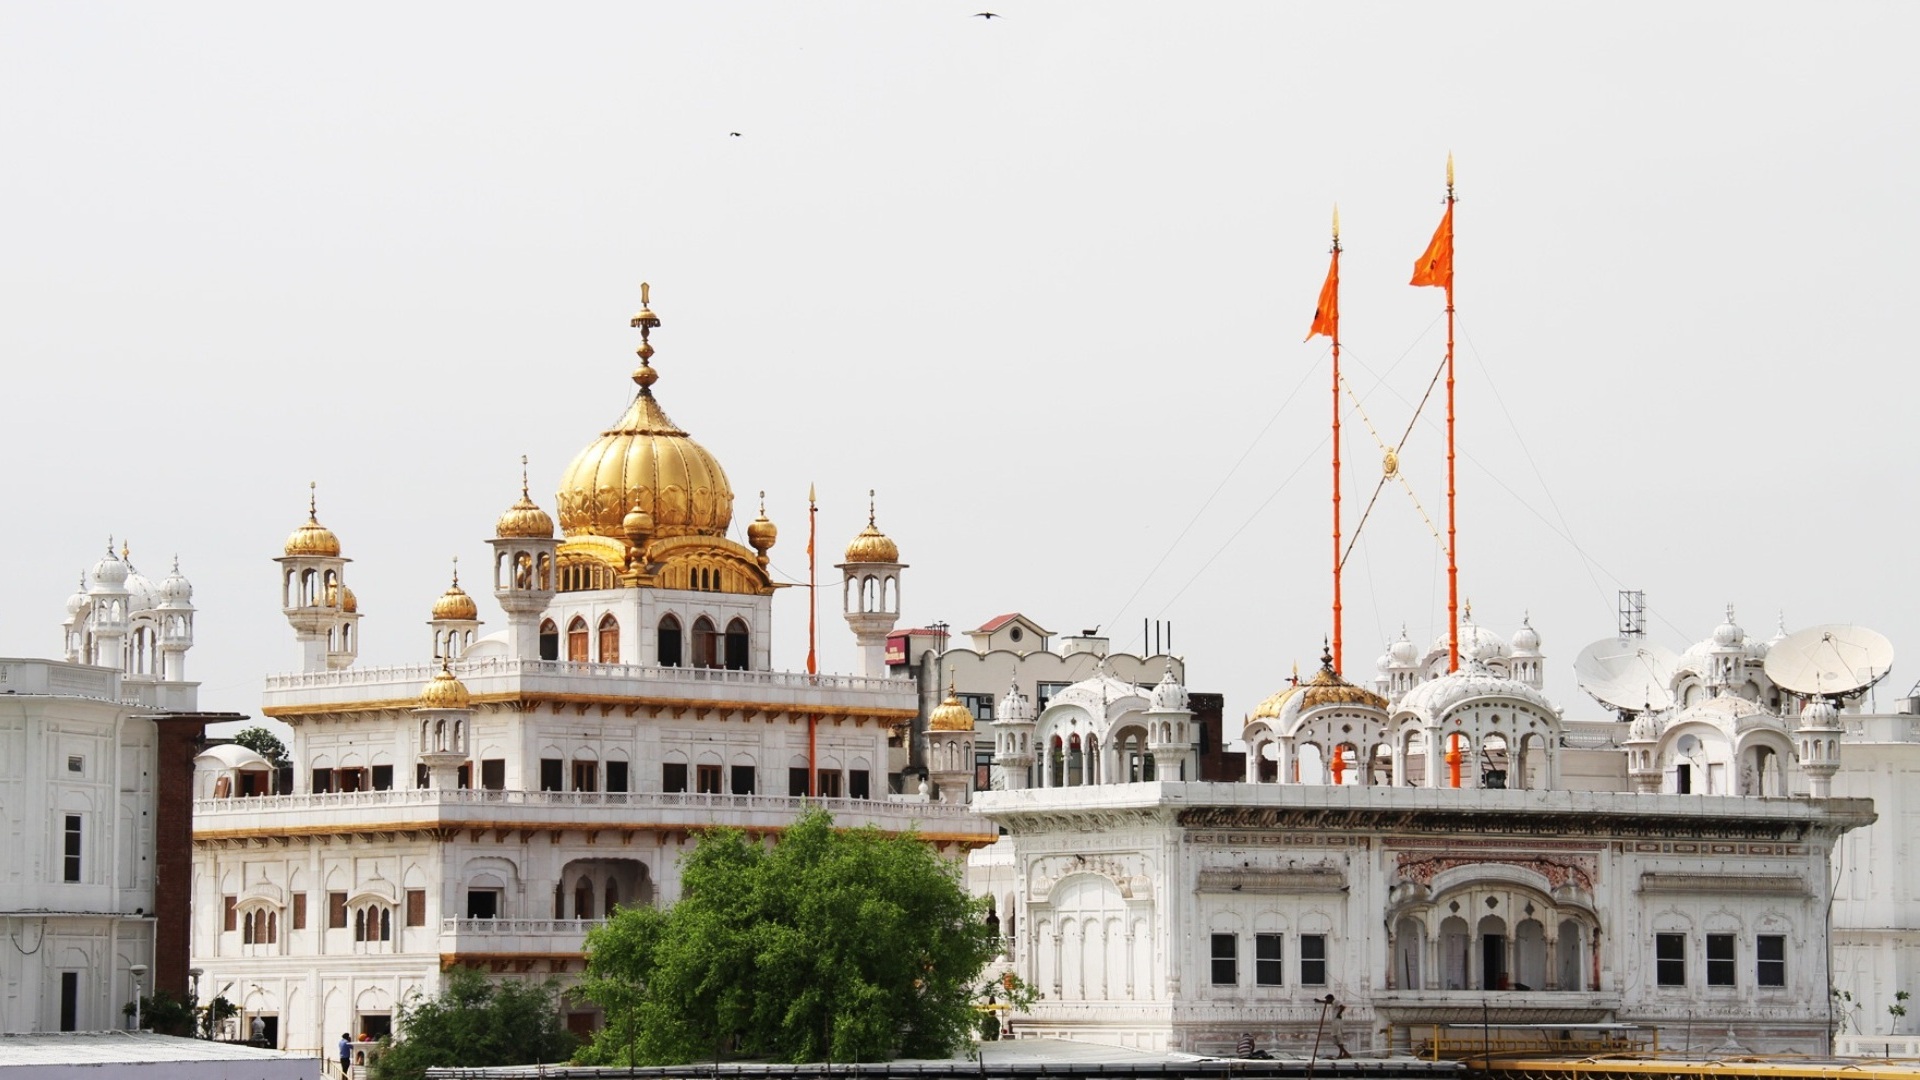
top-left (264, 657), bottom-right (908, 696)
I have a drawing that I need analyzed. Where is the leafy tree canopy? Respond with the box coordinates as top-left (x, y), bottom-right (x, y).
top-left (370, 967), bottom-right (576, 1080)
top-left (580, 809), bottom-right (997, 1066)
top-left (230, 726), bottom-right (290, 767)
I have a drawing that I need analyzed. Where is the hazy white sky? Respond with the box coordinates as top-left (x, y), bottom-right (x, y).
top-left (4, 3), bottom-right (1915, 729)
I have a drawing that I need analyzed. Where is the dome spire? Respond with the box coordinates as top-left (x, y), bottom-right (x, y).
top-left (520, 454), bottom-right (531, 500)
top-left (630, 281), bottom-right (662, 392)
top-left (868, 489), bottom-right (877, 528)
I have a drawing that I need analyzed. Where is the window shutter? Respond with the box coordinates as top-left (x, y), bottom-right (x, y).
top-left (406, 889), bottom-right (426, 927)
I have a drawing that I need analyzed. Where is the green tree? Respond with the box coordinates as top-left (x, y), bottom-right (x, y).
top-left (370, 967), bottom-right (576, 1080)
top-left (579, 809), bottom-right (998, 1066)
top-left (123, 990), bottom-right (196, 1037)
top-left (231, 726), bottom-right (290, 767)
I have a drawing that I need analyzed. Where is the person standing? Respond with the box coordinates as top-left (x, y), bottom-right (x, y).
top-left (338, 1032), bottom-right (353, 1076)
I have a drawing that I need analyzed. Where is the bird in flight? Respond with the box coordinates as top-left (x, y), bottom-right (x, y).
top-left (973, 11), bottom-right (1000, 18)
top-left (728, 132), bottom-right (741, 137)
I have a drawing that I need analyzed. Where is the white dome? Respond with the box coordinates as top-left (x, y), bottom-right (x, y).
top-left (1047, 673), bottom-right (1146, 715)
top-left (1712, 606), bottom-right (1745, 648)
top-left (1430, 620), bottom-right (1508, 663)
top-left (1669, 694), bottom-right (1775, 739)
top-left (1396, 660), bottom-right (1559, 723)
top-left (196, 743), bottom-right (272, 771)
top-left (123, 570), bottom-right (159, 612)
top-left (88, 548), bottom-right (128, 589)
top-left (1375, 649), bottom-right (1394, 674)
top-left (65, 578), bottom-right (89, 616)
top-left (1797, 698), bottom-right (1841, 731)
top-left (1511, 618), bottom-right (1541, 654)
top-left (158, 561), bottom-right (194, 606)
top-left (1388, 629), bottom-right (1419, 666)
top-left (1150, 665), bottom-right (1189, 711)
top-left (1626, 709), bottom-right (1661, 743)
top-left (997, 678), bottom-right (1035, 723)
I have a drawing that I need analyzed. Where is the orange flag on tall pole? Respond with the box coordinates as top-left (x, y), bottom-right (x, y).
top-left (1305, 243), bottom-right (1339, 341)
top-left (1410, 202), bottom-right (1453, 290)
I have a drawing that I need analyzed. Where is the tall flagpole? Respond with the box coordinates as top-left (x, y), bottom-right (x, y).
top-left (1329, 207), bottom-right (1344, 676)
top-left (1443, 155), bottom-right (1459, 673)
top-left (807, 483), bottom-right (818, 797)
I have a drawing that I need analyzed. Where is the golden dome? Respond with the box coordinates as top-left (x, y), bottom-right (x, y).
top-left (284, 486), bottom-right (342, 557)
top-left (324, 582), bottom-right (359, 613)
top-left (843, 495), bottom-right (899, 563)
top-left (1297, 646), bottom-right (1387, 710)
top-left (1251, 684), bottom-right (1302, 721)
top-left (431, 566), bottom-right (478, 621)
top-left (496, 456), bottom-right (556, 539)
top-left (928, 691), bottom-right (975, 732)
top-left (418, 665), bottom-right (471, 710)
top-left (554, 289), bottom-right (734, 543)
top-left (746, 492), bottom-right (777, 556)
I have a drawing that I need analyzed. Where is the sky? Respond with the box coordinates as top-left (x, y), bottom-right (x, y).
top-left (3, 3), bottom-right (1916, 734)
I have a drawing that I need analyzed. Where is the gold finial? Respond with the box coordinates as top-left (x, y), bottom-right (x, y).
top-left (808, 483), bottom-right (816, 507)
top-left (519, 454), bottom-right (530, 499)
top-left (308, 481), bottom-right (318, 521)
top-left (450, 554), bottom-right (459, 588)
top-left (105, 535), bottom-right (114, 556)
top-left (1331, 203), bottom-right (1340, 240)
top-left (120, 540), bottom-right (130, 561)
top-left (759, 490), bottom-right (767, 515)
top-left (631, 281), bottom-right (662, 387)
top-left (1446, 152), bottom-right (1455, 193)
top-left (868, 489), bottom-right (877, 527)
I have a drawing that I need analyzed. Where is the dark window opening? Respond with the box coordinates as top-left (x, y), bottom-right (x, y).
top-left (62, 815), bottom-right (81, 882)
top-left (849, 769), bottom-right (870, 800)
top-left (693, 617), bottom-right (719, 668)
top-left (59, 972), bottom-right (78, 1032)
top-left (789, 767), bottom-right (810, 797)
top-left (1300, 933), bottom-right (1328, 986)
top-left (1676, 763), bottom-right (1692, 794)
top-left (1707, 933), bottom-right (1736, 987)
top-left (662, 763), bottom-right (689, 793)
top-left (731, 765), bottom-right (756, 795)
top-left (572, 760), bottom-right (598, 792)
top-left (605, 761), bottom-right (629, 793)
top-left (540, 758), bottom-right (564, 792)
top-left (328, 892), bottom-right (348, 929)
top-left (1256, 933), bottom-right (1284, 986)
top-left (1757, 934), bottom-right (1786, 988)
top-left (456, 763), bottom-right (471, 789)
top-left (1656, 933), bottom-right (1687, 987)
top-left (311, 768), bottom-right (332, 794)
top-left (481, 759), bottom-right (505, 791)
top-left (724, 619), bottom-right (750, 670)
top-left (292, 893), bottom-right (307, 930)
top-left (1211, 933), bottom-right (1237, 985)
top-left (696, 764), bottom-right (723, 794)
top-left (657, 616), bottom-right (683, 667)
top-left (406, 889), bottom-right (426, 927)
top-left (415, 763), bottom-right (429, 789)
top-left (816, 770), bottom-right (841, 798)
top-left (538, 620), bottom-right (559, 661)
top-left (371, 765), bottom-right (393, 791)
top-left (223, 895), bottom-right (237, 932)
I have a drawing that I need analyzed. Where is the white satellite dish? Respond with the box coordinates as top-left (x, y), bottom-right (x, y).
top-left (1574, 638), bottom-right (1679, 712)
top-left (1762, 624), bottom-right (1894, 699)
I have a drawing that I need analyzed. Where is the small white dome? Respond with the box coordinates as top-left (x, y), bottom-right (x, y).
top-left (1511, 618), bottom-right (1541, 654)
top-left (1626, 709), bottom-right (1661, 743)
top-left (1388, 629), bottom-right (1419, 666)
top-left (1150, 664), bottom-right (1189, 711)
top-left (997, 678), bottom-right (1035, 723)
top-left (1375, 649), bottom-right (1394, 674)
top-left (65, 578), bottom-right (90, 616)
top-left (88, 547), bottom-right (129, 589)
top-left (158, 560), bottom-right (194, 606)
top-left (1712, 605), bottom-right (1745, 648)
top-left (1797, 698), bottom-right (1841, 731)
top-left (123, 570), bottom-right (159, 612)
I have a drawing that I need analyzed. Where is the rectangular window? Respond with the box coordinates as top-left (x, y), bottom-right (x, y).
top-left (731, 765), bottom-right (756, 795)
top-left (696, 764), bottom-right (723, 794)
top-left (415, 763), bottom-right (429, 789)
top-left (328, 892), bottom-right (348, 930)
top-left (59, 972), bottom-right (78, 1032)
top-left (466, 890), bottom-right (499, 919)
top-left (849, 769), bottom-right (869, 800)
top-left (974, 751), bottom-right (993, 793)
top-left (67, 755), bottom-right (83, 773)
top-left (223, 895), bottom-right (238, 932)
top-left (1757, 934), bottom-right (1786, 988)
top-left (816, 770), bottom-right (841, 798)
top-left (1255, 933), bottom-right (1284, 986)
top-left (1210, 933), bottom-right (1237, 985)
top-left (1706, 933), bottom-right (1736, 987)
top-left (789, 767), bottom-right (810, 797)
top-left (292, 893), bottom-right (307, 930)
top-left (956, 693), bottom-right (995, 722)
top-left (539, 758), bottom-right (563, 792)
top-left (406, 889), bottom-right (426, 927)
top-left (481, 759), bottom-right (505, 791)
top-left (1300, 933), bottom-right (1328, 987)
top-left (604, 761), bottom-right (627, 793)
top-left (371, 765), bottom-right (393, 791)
top-left (662, 763), bottom-right (689, 794)
top-left (1656, 933), bottom-right (1687, 987)
top-left (1035, 682), bottom-right (1071, 711)
top-left (62, 815), bottom-right (81, 882)
top-left (457, 763), bottom-right (471, 790)
top-left (572, 761), bottom-right (598, 792)
top-left (311, 767), bottom-right (332, 794)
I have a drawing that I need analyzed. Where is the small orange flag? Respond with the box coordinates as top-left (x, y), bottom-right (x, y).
top-left (1305, 250), bottom-right (1339, 342)
top-left (1410, 203), bottom-right (1453, 289)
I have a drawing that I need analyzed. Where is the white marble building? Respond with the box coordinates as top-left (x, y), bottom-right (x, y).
top-left (190, 291), bottom-right (996, 1054)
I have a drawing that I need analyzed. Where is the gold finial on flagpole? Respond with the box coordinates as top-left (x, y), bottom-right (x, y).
top-left (1446, 152), bottom-right (1455, 194)
top-left (1331, 203), bottom-right (1340, 240)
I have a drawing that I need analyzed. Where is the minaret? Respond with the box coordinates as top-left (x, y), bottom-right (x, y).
top-left (991, 675), bottom-right (1036, 791)
top-left (414, 662), bottom-right (473, 790)
top-left (1796, 697), bottom-right (1844, 798)
top-left (1146, 661), bottom-right (1196, 781)
top-left (488, 456), bottom-right (559, 660)
top-left (1707, 605), bottom-right (1746, 695)
top-left (428, 557), bottom-right (482, 661)
top-left (156, 557), bottom-right (196, 682)
top-left (85, 539), bottom-right (130, 669)
top-left (1509, 615), bottom-right (1543, 688)
top-left (925, 675), bottom-right (977, 804)
top-left (837, 491), bottom-right (907, 679)
top-left (1623, 708), bottom-right (1663, 794)
top-left (62, 575), bottom-right (90, 663)
top-left (276, 484), bottom-right (353, 674)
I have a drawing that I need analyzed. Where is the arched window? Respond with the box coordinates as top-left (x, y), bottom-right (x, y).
top-left (380, 907), bottom-right (392, 941)
top-left (693, 617), bottom-right (719, 669)
top-left (567, 617), bottom-right (589, 663)
top-left (267, 911), bottom-right (277, 943)
top-left (724, 619), bottom-right (749, 671)
top-left (657, 615), bottom-right (683, 667)
top-left (597, 614), bottom-right (620, 663)
top-left (538, 619), bottom-right (559, 661)
top-left (605, 879), bottom-right (619, 915)
top-left (575, 879), bottom-right (594, 920)
top-left (354, 908), bottom-right (366, 942)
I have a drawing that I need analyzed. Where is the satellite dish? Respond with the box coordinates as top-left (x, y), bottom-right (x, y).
top-left (1762, 624), bottom-right (1894, 698)
top-left (1574, 638), bottom-right (1679, 712)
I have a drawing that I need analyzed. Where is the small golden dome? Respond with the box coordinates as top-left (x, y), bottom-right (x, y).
top-left (322, 581), bottom-right (359, 613)
top-left (285, 486), bottom-right (342, 557)
top-left (554, 289), bottom-right (735, 542)
top-left (418, 665), bottom-right (471, 710)
top-left (496, 456), bottom-right (556, 539)
top-left (928, 691), bottom-right (975, 732)
top-left (1250, 685), bottom-right (1302, 721)
top-left (1298, 646), bottom-right (1388, 710)
top-left (746, 492), bottom-right (777, 555)
top-left (431, 566), bottom-right (478, 621)
top-left (342, 586), bottom-right (358, 614)
top-left (843, 494), bottom-right (899, 563)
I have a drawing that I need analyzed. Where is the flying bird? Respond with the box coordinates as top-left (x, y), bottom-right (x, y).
top-left (729, 132), bottom-right (742, 137)
top-left (973, 11), bottom-right (1000, 18)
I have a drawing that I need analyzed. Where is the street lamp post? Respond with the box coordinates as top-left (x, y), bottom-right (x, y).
top-left (188, 968), bottom-right (204, 1038)
top-left (128, 964), bottom-right (148, 1031)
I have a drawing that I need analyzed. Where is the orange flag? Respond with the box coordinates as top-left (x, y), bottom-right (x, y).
top-left (1410, 203), bottom-right (1453, 289)
top-left (1305, 250), bottom-right (1339, 341)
